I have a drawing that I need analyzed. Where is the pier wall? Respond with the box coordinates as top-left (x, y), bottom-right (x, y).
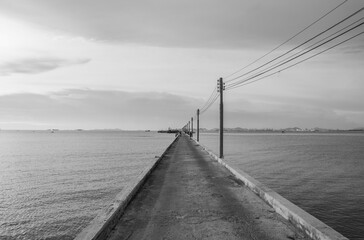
top-left (192, 138), bottom-right (348, 240)
top-left (75, 134), bottom-right (348, 240)
top-left (74, 136), bottom-right (179, 240)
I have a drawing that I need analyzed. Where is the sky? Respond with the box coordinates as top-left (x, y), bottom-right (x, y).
top-left (0, 0), bottom-right (363, 130)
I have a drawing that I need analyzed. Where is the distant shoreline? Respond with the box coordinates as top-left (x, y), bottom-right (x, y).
top-left (1, 128), bottom-right (363, 133)
top-left (200, 128), bottom-right (364, 134)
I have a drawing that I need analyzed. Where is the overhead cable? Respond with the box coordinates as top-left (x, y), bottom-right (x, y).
top-left (223, 0), bottom-right (349, 81)
top-left (225, 20), bottom-right (364, 89)
top-left (200, 93), bottom-right (220, 114)
top-left (199, 86), bottom-right (220, 115)
top-left (225, 30), bottom-right (364, 91)
top-left (200, 93), bottom-right (219, 114)
top-left (226, 7), bottom-right (364, 85)
top-left (199, 87), bottom-right (217, 111)
top-left (243, 16), bottom-right (364, 83)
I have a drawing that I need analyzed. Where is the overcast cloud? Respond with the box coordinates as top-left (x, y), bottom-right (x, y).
top-left (0, 57), bottom-right (91, 76)
top-left (0, 0), bottom-right (363, 130)
top-left (0, 0), bottom-right (363, 49)
top-left (0, 89), bottom-right (361, 130)
top-left (0, 89), bottom-right (198, 129)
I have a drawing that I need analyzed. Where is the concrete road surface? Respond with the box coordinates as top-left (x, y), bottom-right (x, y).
top-left (107, 134), bottom-right (309, 240)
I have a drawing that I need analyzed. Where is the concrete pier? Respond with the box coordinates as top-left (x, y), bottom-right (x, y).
top-left (104, 135), bottom-right (310, 240)
top-left (76, 133), bottom-right (348, 240)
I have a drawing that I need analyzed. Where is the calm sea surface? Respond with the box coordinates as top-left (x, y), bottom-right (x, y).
top-left (0, 131), bottom-right (174, 240)
top-left (1, 131), bottom-right (363, 239)
top-left (199, 132), bottom-right (364, 240)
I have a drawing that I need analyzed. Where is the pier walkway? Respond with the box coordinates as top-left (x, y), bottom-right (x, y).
top-left (106, 134), bottom-right (309, 240)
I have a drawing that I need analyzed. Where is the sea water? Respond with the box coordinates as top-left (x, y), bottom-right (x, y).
top-left (199, 132), bottom-right (364, 240)
top-left (2, 131), bottom-right (363, 239)
top-left (0, 130), bottom-right (174, 240)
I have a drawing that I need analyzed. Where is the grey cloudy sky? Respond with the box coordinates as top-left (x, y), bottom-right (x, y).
top-left (0, 0), bottom-right (363, 130)
top-left (1, 0), bottom-right (363, 48)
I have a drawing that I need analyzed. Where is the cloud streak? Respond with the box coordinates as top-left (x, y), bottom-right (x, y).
top-left (0, 89), bottom-right (200, 129)
top-left (0, 89), bottom-right (362, 130)
top-left (0, 57), bottom-right (90, 76)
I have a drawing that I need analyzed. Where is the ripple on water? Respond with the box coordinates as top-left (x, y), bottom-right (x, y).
top-left (200, 132), bottom-right (364, 239)
top-left (0, 131), bottom-right (174, 239)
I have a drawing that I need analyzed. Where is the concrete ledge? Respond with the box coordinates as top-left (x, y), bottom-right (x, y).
top-left (191, 138), bottom-right (348, 240)
top-left (74, 136), bottom-right (179, 240)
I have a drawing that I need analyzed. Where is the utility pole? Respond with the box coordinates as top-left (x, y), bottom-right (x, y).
top-left (197, 109), bottom-right (200, 142)
top-left (217, 77), bottom-right (224, 158)
top-left (191, 117), bottom-right (193, 138)
top-left (188, 121), bottom-right (190, 135)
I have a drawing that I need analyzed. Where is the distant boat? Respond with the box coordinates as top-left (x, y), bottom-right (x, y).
top-left (145, 130), bottom-right (151, 132)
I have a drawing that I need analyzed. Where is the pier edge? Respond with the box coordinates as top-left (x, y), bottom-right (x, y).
top-left (74, 136), bottom-right (180, 240)
top-left (191, 137), bottom-right (348, 240)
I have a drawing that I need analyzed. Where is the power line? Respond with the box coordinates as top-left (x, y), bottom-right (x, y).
top-left (223, 0), bottom-right (349, 82)
top-left (199, 87), bottom-right (219, 114)
top-left (200, 87), bottom-right (217, 110)
top-left (225, 20), bottom-right (364, 89)
top-left (225, 7), bottom-right (364, 85)
top-left (225, 30), bottom-right (364, 91)
top-left (200, 93), bottom-right (219, 114)
top-left (190, 1), bottom-right (360, 124)
top-left (200, 93), bottom-right (220, 114)
top-left (200, 87), bottom-right (220, 114)
top-left (244, 15), bottom-right (364, 83)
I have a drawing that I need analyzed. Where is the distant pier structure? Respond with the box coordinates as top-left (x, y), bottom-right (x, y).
top-left (157, 128), bottom-right (180, 134)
